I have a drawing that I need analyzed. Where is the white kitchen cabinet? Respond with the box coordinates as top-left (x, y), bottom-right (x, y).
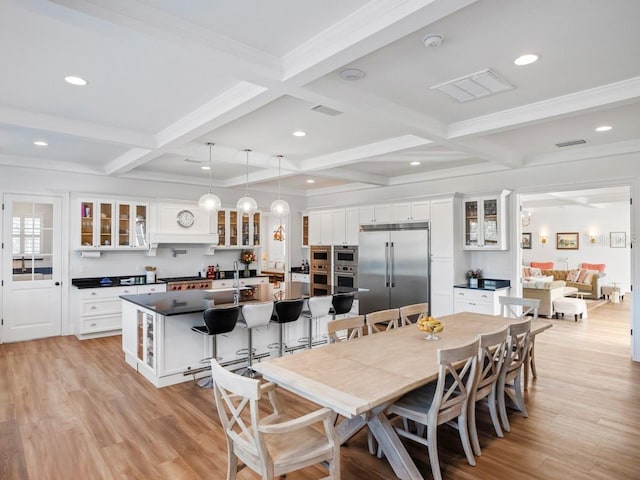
top-left (308, 210), bottom-right (333, 245)
top-left (115, 201), bottom-right (149, 248)
top-left (359, 204), bottom-right (391, 225)
top-left (332, 208), bottom-right (359, 245)
top-left (453, 287), bottom-right (509, 315)
top-left (211, 277), bottom-right (269, 290)
top-left (291, 272), bottom-right (310, 283)
top-left (391, 200), bottom-right (430, 222)
top-left (74, 283), bottom-right (166, 339)
top-left (462, 192), bottom-right (508, 250)
top-left (79, 200), bottom-right (116, 249)
top-left (214, 209), bottom-right (260, 248)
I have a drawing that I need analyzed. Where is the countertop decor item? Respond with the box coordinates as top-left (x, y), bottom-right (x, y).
top-left (466, 269), bottom-right (483, 287)
top-left (240, 250), bottom-right (256, 277)
top-left (145, 265), bottom-right (157, 283)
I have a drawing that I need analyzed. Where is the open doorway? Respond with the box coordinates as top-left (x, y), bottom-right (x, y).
top-left (517, 185), bottom-right (632, 347)
top-left (261, 212), bottom-right (288, 283)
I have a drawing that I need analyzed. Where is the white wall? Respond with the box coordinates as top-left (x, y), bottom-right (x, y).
top-left (521, 202), bottom-right (631, 293)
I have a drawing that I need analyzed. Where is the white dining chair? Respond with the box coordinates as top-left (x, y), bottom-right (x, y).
top-left (499, 296), bottom-right (540, 389)
top-left (365, 308), bottom-right (400, 334)
top-left (468, 326), bottom-right (509, 456)
top-left (399, 303), bottom-right (429, 326)
top-left (385, 339), bottom-right (480, 480)
top-left (497, 319), bottom-right (531, 432)
top-left (210, 359), bottom-right (341, 480)
top-left (327, 315), bottom-right (364, 343)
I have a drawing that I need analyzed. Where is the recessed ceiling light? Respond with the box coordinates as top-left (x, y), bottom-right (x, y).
top-left (293, 131), bottom-right (306, 137)
top-left (595, 125), bottom-right (613, 132)
top-left (514, 54), bottom-right (539, 66)
top-left (422, 34), bottom-right (443, 48)
top-left (410, 161), bottom-right (421, 166)
top-left (33, 140), bottom-right (48, 146)
top-left (64, 75), bottom-right (88, 86)
top-left (201, 165), bottom-right (211, 170)
top-left (306, 179), bottom-right (315, 184)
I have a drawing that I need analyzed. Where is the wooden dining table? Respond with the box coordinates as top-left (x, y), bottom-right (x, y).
top-left (252, 311), bottom-right (552, 480)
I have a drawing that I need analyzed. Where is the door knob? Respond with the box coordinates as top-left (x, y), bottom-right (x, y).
top-left (55, 281), bottom-right (61, 286)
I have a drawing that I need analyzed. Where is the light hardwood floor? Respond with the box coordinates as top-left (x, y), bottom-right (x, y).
top-left (2, 300), bottom-right (639, 479)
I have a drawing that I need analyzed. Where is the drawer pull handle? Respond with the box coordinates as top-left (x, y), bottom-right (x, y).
top-left (91, 292), bottom-right (97, 296)
top-left (90, 306), bottom-right (97, 310)
top-left (89, 322), bottom-right (97, 327)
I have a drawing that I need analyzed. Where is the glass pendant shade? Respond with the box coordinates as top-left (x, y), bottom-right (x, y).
top-left (199, 191), bottom-right (222, 212)
top-left (236, 196), bottom-right (258, 216)
top-left (200, 142), bottom-right (221, 212)
top-left (270, 198), bottom-right (290, 216)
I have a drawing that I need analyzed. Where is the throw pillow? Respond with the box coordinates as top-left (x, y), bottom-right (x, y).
top-left (566, 268), bottom-right (581, 282)
top-left (522, 267), bottom-right (531, 277)
top-left (531, 261), bottom-right (554, 269)
top-left (581, 262), bottom-right (605, 272)
top-left (529, 267), bottom-right (542, 277)
top-left (577, 269), bottom-right (590, 283)
top-left (582, 272), bottom-right (595, 285)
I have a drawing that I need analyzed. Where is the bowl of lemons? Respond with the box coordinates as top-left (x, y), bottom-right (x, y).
top-left (417, 314), bottom-right (444, 341)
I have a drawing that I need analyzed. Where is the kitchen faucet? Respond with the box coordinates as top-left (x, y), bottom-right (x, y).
top-left (232, 260), bottom-right (240, 305)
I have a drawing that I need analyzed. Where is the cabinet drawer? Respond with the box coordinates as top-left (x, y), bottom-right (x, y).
top-left (137, 284), bottom-right (167, 294)
top-left (81, 298), bottom-right (122, 317)
top-left (82, 314), bottom-right (121, 333)
top-left (212, 280), bottom-right (233, 289)
top-left (453, 288), bottom-right (492, 303)
top-left (239, 277), bottom-right (269, 286)
top-left (80, 286), bottom-right (135, 300)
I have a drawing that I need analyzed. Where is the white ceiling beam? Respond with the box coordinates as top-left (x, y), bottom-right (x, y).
top-left (301, 135), bottom-right (433, 171)
top-left (526, 139), bottom-right (640, 167)
top-left (388, 162), bottom-right (509, 185)
top-left (309, 168), bottom-right (389, 186)
top-left (0, 105), bottom-right (156, 148)
top-left (448, 76), bottom-right (640, 139)
top-left (0, 153), bottom-right (101, 175)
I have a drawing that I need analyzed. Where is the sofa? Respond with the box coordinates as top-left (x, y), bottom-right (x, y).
top-left (522, 279), bottom-right (569, 317)
top-left (540, 268), bottom-right (605, 299)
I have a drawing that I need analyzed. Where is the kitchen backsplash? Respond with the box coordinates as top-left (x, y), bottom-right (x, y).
top-left (70, 247), bottom-right (255, 279)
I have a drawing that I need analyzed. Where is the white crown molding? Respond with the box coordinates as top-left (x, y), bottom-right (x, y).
top-left (526, 139), bottom-right (640, 167)
top-left (0, 105), bottom-right (156, 148)
top-left (448, 76), bottom-right (640, 139)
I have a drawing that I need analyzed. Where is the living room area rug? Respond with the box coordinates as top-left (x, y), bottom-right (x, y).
top-left (585, 299), bottom-right (609, 311)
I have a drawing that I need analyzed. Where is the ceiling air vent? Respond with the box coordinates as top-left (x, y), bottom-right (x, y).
top-left (310, 104), bottom-right (343, 116)
top-left (431, 68), bottom-right (513, 102)
top-left (555, 139), bottom-right (587, 148)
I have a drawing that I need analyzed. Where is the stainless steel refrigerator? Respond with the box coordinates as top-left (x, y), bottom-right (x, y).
top-left (358, 223), bottom-right (430, 315)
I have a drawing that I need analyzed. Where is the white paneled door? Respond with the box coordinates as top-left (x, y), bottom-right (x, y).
top-left (2, 194), bottom-right (62, 342)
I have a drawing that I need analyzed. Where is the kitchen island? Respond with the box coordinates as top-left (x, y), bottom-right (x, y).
top-left (120, 282), bottom-right (355, 387)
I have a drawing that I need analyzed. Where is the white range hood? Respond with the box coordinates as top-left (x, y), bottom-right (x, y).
top-left (147, 202), bottom-right (219, 256)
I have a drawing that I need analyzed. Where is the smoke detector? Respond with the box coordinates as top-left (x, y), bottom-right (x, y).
top-left (339, 68), bottom-right (365, 81)
top-left (423, 34), bottom-right (443, 47)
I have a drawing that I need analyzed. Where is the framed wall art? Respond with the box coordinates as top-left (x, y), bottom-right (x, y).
top-left (556, 232), bottom-right (579, 250)
top-left (610, 231), bottom-right (626, 248)
top-left (521, 232), bottom-right (531, 249)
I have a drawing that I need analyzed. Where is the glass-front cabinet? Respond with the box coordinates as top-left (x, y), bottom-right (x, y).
top-left (301, 213), bottom-right (309, 247)
top-left (462, 193), bottom-right (507, 250)
top-left (79, 199), bottom-right (148, 249)
top-left (214, 209), bottom-right (260, 248)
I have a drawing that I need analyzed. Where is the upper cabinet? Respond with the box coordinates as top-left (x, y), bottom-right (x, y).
top-left (79, 199), bottom-right (148, 250)
top-left (308, 211), bottom-right (332, 245)
top-left (462, 193), bottom-right (508, 250)
top-left (214, 209), bottom-right (261, 248)
top-left (332, 208), bottom-right (359, 246)
top-left (359, 204), bottom-right (391, 225)
top-left (301, 214), bottom-right (309, 248)
top-left (391, 200), bottom-right (430, 223)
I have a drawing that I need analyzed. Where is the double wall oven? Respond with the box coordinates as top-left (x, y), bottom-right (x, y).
top-left (334, 245), bottom-right (358, 291)
top-left (310, 246), bottom-right (332, 296)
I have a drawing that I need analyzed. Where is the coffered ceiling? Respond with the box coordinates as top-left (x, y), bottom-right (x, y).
top-left (1, 0), bottom-right (639, 197)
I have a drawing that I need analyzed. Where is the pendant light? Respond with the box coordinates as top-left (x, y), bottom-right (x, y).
top-left (270, 155), bottom-right (290, 216)
top-left (236, 149), bottom-right (258, 217)
top-left (198, 142), bottom-right (221, 212)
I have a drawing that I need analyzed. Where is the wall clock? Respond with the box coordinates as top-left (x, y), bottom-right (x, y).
top-left (176, 209), bottom-right (195, 228)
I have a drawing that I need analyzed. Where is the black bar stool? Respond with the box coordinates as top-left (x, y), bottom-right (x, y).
top-left (331, 292), bottom-right (355, 319)
top-left (271, 299), bottom-right (304, 357)
top-left (191, 305), bottom-right (240, 387)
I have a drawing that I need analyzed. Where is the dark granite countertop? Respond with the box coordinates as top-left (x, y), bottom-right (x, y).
top-left (72, 275), bottom-right (160, 288)
top-left (454, 278), bottom-right (511, 291)
top-left (120, 282), bottom-right (361, 316)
